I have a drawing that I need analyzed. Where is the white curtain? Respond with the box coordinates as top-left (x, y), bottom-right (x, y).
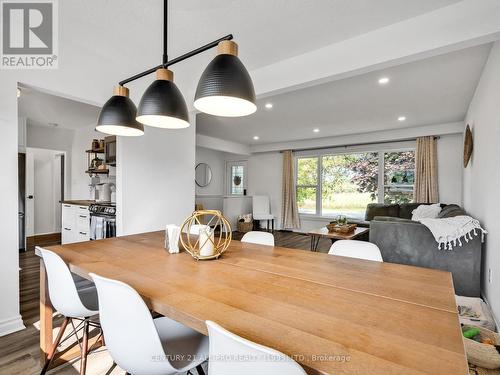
top-left (281, 150), bottom-right (300, 229)
top-left (414, 136), bottom-right (439, 203)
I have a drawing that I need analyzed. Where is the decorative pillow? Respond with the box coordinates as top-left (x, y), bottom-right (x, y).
top-left (411, 203), bottom-right (442, 221)
top-left (438, 204), bottom-right (466, 218)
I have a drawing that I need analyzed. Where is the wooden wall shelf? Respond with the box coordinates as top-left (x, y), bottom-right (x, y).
top-left (85, 149), bottom-right (105, 154)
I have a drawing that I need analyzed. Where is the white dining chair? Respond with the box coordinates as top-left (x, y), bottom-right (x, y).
top-left (252, 195), bottom-right (275, 232)
top-left (241, 231), bottom-right (275, 246)
top-left (206, 321), bottom-right (306, 375)
top-left (90, 273), bottom-right (209, 375)
top-left (328, 240), bottom-right (383, 262)
top-left (38, 247), bottom-right (100, 375)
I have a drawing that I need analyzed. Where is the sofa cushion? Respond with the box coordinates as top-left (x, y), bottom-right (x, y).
top-left (372, 216), bottom-right (419, 224)
top-left (438, 204), bottom-right (466, 218)
top-left (365, 204), bottom-right (400, 221)
top-left (399, 203), bottom-right (426, 219)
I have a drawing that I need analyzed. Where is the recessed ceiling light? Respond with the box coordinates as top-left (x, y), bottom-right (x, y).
top-left (378, 77), bottom-right (390, 85)
top-left (264, 103), bottom-right (273, 109)
top-left (253, 136), bottom-right (259, 140)
top-left (313, 128), bottom-right (320, 133)
top-left (398, 116), bottom-right (406, 122)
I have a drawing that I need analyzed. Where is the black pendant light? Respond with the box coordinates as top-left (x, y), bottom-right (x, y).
top-left (96, 86), bottom-right (144, 136)
top-left (136, 68), bottom-right (190, 128)
top-left (194, 40), bottom-right (256, 117)
top-left (96, 0), bottom-right (255, 136)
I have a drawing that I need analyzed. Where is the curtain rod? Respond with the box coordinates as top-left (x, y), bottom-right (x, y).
top-left (279, 136), bottom-right (440, 153)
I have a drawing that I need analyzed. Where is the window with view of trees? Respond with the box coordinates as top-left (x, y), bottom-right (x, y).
top-left (384, 151), bottom-right (415, 204)
top-left (296, 149), bottom-right (415, 218)
top-left (296, 157), bottom-right (318, 214)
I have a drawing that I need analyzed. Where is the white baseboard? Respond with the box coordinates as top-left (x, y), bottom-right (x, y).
top-left (0, 315), bottom-right (25, 337)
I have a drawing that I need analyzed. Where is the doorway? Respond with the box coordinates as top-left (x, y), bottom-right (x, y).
top-left (19, 148), bottom-right (66, 251)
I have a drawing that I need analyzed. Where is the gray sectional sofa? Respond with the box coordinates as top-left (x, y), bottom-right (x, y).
top-left (366, 203), bottom-right (482, 297)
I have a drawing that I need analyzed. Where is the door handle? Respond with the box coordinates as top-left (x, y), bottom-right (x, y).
top-left (64, 227), bottom-right (71, 231)
top-left (27, 195), bottom-right (34, 199)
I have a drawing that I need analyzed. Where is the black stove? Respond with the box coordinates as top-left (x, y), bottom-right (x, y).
top-left (89, 202), bottom-right (116, 217)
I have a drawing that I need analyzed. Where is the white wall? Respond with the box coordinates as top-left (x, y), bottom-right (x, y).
top-left (116, 125), bottom-right (195, 236)
top-left (247, 152), bottom-right (283, 230)
top-left (437, 133), bottom-right (463, 205)
top-left (27, 148), bottom-right (63, 235)
top-left (464, 41), bottom-right (500, 322)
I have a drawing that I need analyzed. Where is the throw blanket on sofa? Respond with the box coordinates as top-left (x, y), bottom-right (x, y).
top-left (419, 215), bottom-right (487, 250)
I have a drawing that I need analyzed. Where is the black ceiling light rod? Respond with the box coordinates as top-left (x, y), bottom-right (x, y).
top-left (118, 0), bottom-right (233, 87)
top-left (163, 0), bottom-right (168, 65)
top-left (119, 34), bottom-right (233, 86)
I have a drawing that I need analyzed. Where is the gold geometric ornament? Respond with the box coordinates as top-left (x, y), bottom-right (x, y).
top-left (180, 210), bottom-right (232, 260)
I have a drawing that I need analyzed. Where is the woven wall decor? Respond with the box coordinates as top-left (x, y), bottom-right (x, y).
top-left (464, 124), bottom-right (473, 168)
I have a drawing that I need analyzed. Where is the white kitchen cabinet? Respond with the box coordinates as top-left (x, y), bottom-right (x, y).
top-left (61, 204), bottom-right (90, 244)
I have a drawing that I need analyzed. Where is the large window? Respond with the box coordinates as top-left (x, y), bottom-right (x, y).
top-left (296, 149), bottom-right (415, 218)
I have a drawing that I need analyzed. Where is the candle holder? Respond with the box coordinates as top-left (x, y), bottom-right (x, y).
top-left (179, 210), bottom-right (232, 260)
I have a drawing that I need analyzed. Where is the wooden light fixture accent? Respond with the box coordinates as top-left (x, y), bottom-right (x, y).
top-left (113, 85), bottom-right (129, 97)
top-left (156, 68), bottom-right (174, 81)
top-left (217, 40), bottom-right (238, 56)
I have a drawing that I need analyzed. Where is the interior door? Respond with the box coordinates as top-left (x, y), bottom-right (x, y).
top-left (25, 152), bottom-right (35, 237)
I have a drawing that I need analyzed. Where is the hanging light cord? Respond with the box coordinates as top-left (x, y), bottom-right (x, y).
top-left (163, 0), bottom-right (168, 65)
top-left (118, 1), bottom-right (232, 87)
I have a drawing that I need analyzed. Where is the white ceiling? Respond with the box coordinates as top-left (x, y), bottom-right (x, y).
top-left (59, 0), bottom-right (462, 102)
top-left (168, 0), bottom-right (461, 69)
top-left (18, 85), bottom-right (101, 129)
top-left (196, 43), bottom-right (491, 144)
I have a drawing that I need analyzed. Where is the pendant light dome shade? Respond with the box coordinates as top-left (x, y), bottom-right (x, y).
top-left (96, 86), bottom-right (144, 136)
top-left (136, 69), bottom-right (190, 129)
top-left (95, 86), bottom-right (144, 137)
top-left (194, 41), bottom-right (256, 117)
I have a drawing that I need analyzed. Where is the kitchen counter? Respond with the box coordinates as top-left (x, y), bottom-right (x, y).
top-left (60, 200), bottom-right (95, 206)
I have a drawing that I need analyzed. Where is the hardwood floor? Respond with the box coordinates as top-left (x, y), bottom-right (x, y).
top-left (233, 230), bottom-right (334, 252)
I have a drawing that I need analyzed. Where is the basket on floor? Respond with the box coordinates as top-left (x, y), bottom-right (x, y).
top-left (237, 221), bottom-right (253, 233)
top-left (464, 325), bottom-right (500, 369)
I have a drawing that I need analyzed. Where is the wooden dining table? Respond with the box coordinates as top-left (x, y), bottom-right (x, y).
top-left (39, 231), bottom-right (468, 374)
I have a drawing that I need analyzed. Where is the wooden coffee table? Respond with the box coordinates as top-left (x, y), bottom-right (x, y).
top-left (308, 226), bottom-right (370, 251)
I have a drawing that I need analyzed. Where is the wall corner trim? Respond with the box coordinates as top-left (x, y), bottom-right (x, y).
top-left (0, 315), bottom-right (25, 337)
